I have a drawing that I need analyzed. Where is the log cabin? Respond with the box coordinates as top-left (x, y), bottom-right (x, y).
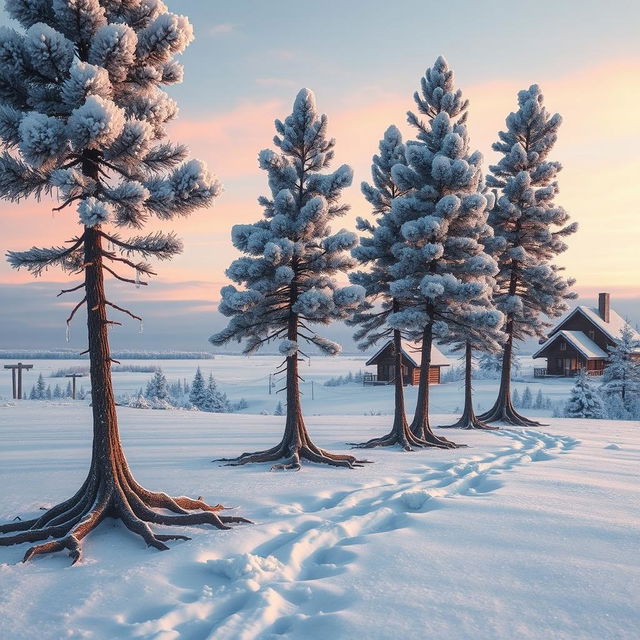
top-left (364, 339), bottom-right (450, 385)
top-left (532, 292), bottom-right (640, 377)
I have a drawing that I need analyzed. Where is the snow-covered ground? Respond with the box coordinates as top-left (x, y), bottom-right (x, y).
top-left (0, 355), bottom-right (574, 417)
top-left (0, 401), bottom-right (638, 640)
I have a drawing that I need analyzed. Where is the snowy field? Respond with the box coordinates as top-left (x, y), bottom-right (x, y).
top-left (0, 400), bottom-right (639, 639)
top-left (0, 354), bottom-right (575, 418)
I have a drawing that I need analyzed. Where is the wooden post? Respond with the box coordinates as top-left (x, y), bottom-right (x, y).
top-left (4, 363), bottom-right (34, 400)
top-left (65, 373), bottom-right (85, 400)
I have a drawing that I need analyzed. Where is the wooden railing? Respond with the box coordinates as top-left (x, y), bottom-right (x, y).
top-left (535, 367), bottom-right (604, 378)
top-left (363, 373), bottom-right (378, 385)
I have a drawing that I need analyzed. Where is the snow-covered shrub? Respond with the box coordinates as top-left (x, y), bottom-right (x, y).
top-left (564, 370), bottom-right (605, 419)
top-left (601, 324), bottom-right (640, 418)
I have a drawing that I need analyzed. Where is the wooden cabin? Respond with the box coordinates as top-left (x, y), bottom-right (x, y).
top-left (533, 293), bottom-right (640, 377)
top-left (364, 339), bottom-right (450, 385)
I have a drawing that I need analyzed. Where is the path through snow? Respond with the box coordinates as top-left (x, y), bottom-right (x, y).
top-left (124, 428), bottom-right (578, 640)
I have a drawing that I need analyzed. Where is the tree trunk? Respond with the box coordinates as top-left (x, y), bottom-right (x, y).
top-left (1, 202), bottom-right (246, 564)
top-left (217, 289), bottom-right (370, 469)
top-left (441, 342), bottom-right (498, 430)
top-left (478, 260), bottom-right (543, 427)
top-left (477, 323), bottom-right (543, 426)
top-left (409, 322), bottom-right (459, 448)
top-left (352, 311), bottom-right (434, 450)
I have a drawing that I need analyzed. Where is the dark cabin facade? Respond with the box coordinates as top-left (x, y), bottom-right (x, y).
top-left (365, 340), bottom-right (449, 385)
top-left (533, 293), bottom-right (640, 376)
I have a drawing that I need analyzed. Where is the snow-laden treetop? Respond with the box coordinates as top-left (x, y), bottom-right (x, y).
top-left (1, 0), bottom-right (220, 256)
top-left (210, 88), bottom-right (364, 356)
top-left (485, 83), bottom-right (577, 340)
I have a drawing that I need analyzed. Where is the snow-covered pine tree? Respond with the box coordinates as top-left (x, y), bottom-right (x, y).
top-left (512, 388), bottom-right (521, 407)
top-left (0, 1), bottom-right (245, 563)
top-left (145, 369), bottom-right (168, 400)
top-left (65, 380), bottom-right (73, 397)
top-left (53, 383), bottom-right (62, 398)
top-left (273, 401), bottom-right (284, 416)
top-left (201, 374), bottom-right (229, 413)
top-left (189, 367), bottom-right (207, 409)
top-left (564, 369), bottom-right (604, 419)
top-left (601, 324), bottom-right (640, 416)
top-left (521, 386), bottom-right (533, 409)
top-left (210, 88), bottom-right (367, 470)
top-left (386, 56), bottom-right (499, 443)
top-left (349, 125), bottom-right (431, 450)
top-left (534, 388), bottom-right (545, 410)
top-left (35, 373), bottom-right (46, 399)
top-left (29, 385), bottom-right (37, 400)
top-left (479, 85), bottom-right (577, 426)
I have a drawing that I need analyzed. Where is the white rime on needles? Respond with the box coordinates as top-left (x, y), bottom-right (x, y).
top-left (210, 88), bottom-right (365, 357)
top-left (1, 0), bottom-right (222, 278)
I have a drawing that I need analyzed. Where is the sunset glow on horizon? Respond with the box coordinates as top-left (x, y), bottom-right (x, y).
top-left (1, 0), bottom-right (638, 348)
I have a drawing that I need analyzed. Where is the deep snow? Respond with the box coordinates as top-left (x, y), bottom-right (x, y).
top-left (0, 401), bottom-right (638, 640)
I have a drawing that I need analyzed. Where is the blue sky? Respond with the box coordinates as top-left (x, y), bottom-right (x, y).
top-left (0, 0), bottom-right (638, 351)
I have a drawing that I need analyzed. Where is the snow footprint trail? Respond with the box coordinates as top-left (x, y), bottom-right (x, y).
top-left (128, 429), bottom-right (578, 640)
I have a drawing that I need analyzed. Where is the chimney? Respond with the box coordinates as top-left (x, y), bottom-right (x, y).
top-left (598, 292), bottom-right (610, 323)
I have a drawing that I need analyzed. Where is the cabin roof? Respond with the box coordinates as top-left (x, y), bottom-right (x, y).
top-left (550, 305), bottom-right (640, 344)
top-left (533, 330), bottom-right (608, 360)
top-left (366, 339), bottom-right (450, 367)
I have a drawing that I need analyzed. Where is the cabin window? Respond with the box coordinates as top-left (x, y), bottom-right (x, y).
top-left (588, 330), bottom-right (595, 340)
top-left (560, 342), bottom-right (567, 351)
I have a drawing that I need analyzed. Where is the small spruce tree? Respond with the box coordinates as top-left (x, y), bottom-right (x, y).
top-left (534, 388), bottom-right (545, 410)
top-left (564, 369), bottom-right (604, 419)
top-left (601, 324), bottom-right (640, 416)
top-left (35, 373), bottom-right (46, 399)
top-left (145, 369), bottom-right (168, 400)
top-left (189, 367), bottom-right (207, 409)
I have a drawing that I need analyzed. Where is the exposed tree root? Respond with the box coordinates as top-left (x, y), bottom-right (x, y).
top-left (409, 420), bottom-right (463, 448)
top-left (217, 438), bottom-right (371, 471)
top-left (477, 400), bottom-right (545, 427)
top-left (0, 465), bottom-right (250, 564)
top-left (350, 415), bottom-right (449, 451)
top-left (440, 412), bottom-right (500, 430)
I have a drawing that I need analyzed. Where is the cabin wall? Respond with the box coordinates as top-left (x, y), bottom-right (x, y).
top-left (411, 367), bottom-right (441, 384)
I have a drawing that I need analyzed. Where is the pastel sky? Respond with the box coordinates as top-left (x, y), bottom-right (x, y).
top-left (0, 0), bottom-right (639, 350)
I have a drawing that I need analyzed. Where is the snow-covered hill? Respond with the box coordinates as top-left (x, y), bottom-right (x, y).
top-left (0, 403), bottom-right (637, 639)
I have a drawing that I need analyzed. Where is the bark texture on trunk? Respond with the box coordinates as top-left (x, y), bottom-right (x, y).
top-left (218, 302), bottom-right (370, 469)
top-left (478, 260), bottom-right (543, 427)
top-left (0, 226), bottom-right (247, 564)
top-left (477, 326), bottom-right (544, 427)
top-left (352, 327), bottom-right (433, 450)
top-left (408, 322), bottom-right (460, 448)
top-left (441, 343), bottom-right (499, 430)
